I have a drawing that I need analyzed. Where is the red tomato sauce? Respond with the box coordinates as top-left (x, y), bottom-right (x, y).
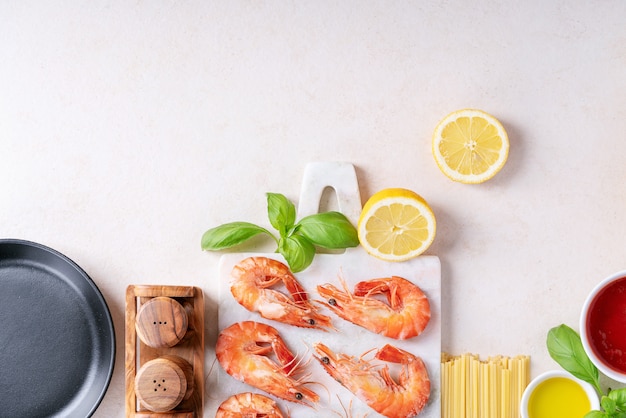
top-left (587, 276), bottom-right (626, 373)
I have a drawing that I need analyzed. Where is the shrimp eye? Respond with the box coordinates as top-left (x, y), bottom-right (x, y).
top-left (328, 298), bottom-right (337, 306)
top-left (321, 356), bottom-right (330, 364)
top-left (295, 392), bottom-right (303, 400)
top-left (307, 318), bottom-right (315, 325)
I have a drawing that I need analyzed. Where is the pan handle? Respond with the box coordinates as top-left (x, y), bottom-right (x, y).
top-left (297, 162), bottom-right (362, 227)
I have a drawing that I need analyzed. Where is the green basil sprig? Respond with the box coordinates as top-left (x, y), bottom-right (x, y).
top-left (585, 389), bottom-right (626, 418)
top-left (547, 324), bottom-right (626, 417)
top-left (201, 192), bottom-right (359, 273)
top-left (547, 324), bottom-right (602, 395)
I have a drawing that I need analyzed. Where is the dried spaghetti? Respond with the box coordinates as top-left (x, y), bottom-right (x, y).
top-left (441, 353), bottom-right (530, 418)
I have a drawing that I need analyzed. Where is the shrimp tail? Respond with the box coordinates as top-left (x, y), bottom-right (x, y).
top-left (378, 344), bottom-right (431, 415)
top-left (354, 277), bottom-right (402, 309)
top-left (375, 343), bottom-right (407, 362)
top-left (282, 275), bottom-right (309, 305)
top-left (271, 335), bottom-right (298, 375)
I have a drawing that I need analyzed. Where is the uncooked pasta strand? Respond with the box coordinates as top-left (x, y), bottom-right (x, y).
top-left (441, 353), bottom-right (530, 418)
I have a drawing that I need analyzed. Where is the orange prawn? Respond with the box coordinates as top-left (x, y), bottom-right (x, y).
top-left (216, 320), bottom-right (319, 407)
top-left (231, 256), bottom-right (333, 330)
top-left (215, 392), bottom-right (286, 417)
top-left (313, 342), bottom-right (430, 418)
top-left (317, 276), bottom-right (430, 340)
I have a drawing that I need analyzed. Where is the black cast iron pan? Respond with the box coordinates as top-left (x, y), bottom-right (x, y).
top-left (0, 239), bottom-right (115, 418)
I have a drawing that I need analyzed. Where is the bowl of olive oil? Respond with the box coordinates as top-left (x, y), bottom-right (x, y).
top-left (520, 370), bottom-right (599, 418)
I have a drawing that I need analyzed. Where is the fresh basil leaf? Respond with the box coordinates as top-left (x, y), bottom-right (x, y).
top-left (584, 411), bottom-right (608, 418)
top-left (267, 193), bottom-right (296, 236)
top-left (201, 222), bottom-right (273, 250)
top-left (609, 388), bottom-right (626, 410)
top-left (603, 396), bottom-right (617, 415)
top-left (546, 324), bottom-right (602, 395)
top-left (278, 234), bottom-right (316, 273)
top-left (296, 212), bottom-right (359, 249)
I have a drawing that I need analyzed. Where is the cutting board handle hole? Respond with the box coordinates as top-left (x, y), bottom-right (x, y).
top-left (316, 186), bottom-right (346, 254)
top-left (297, 162), bottom-right (362, 228)
top-left (318, 186), bottom-right (340, 213)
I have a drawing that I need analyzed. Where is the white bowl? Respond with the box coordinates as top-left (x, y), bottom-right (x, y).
top-left (520, 370), bottom-right (599, 418)
top-left (580, 269), bottom-right (626, 383)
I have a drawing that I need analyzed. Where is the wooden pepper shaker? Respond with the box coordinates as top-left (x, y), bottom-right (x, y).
top-left (134, 355), bottom-right (194, 412)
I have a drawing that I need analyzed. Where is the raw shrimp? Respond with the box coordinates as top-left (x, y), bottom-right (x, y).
top-left (216, 320), bottom-right (319, 407)
top-left (231, 256), bottom-right (333, 330)
top-left (317, 276), bottom-right (430, 340)
top-left (313, 342), bottom-right (430, 418)
top-left (215, 392), bottom-right (286, 417)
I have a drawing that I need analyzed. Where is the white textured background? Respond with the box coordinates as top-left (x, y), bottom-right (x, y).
top-left (2, 1), bottom-right (626, 416)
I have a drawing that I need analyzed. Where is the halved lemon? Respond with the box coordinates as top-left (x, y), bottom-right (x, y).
top-left (432, 109), bottom-right (509, 184)
top-left (357, 188), bottom-right (436, 262)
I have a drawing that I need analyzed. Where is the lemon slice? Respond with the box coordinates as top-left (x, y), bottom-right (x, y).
top-left (432, 109), bottom-right (509, 184)
top-left (357, 188), bottom-right (436, 262)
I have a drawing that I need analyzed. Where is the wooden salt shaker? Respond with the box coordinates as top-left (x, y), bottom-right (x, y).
top-left (135, 296), bottom-right (188, 348)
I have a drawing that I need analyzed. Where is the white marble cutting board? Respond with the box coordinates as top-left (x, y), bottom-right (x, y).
top-left (211, 163), bottom-right (441, 417)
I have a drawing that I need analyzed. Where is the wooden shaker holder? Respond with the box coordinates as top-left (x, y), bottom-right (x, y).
top-left (126, 285), bottom-right (204, 418)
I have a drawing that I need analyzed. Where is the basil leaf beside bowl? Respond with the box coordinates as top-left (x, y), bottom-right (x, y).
top-left (546, 324), bottom-right (602, 396)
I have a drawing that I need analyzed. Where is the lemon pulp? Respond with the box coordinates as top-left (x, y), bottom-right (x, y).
top-left (357, 188), bottom-right (435, 262)
top-left (432, 109), bottom-right (509, 184)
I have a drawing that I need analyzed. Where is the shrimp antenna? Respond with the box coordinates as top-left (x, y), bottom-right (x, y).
top-left (338, 274), bottom-right (355, 302)
top-left (204, 357), bottom-right (219, 400)
top-left (279, 350), bottom-right (307, 377)
top-left (359, 346), bottom-right (378, 360)
top-left (334, 395), bottom-right (350, 418)
top-left (361, 282), bottom-right (388, 306)
top-left (290, 287), bottom-right (310, 303)
top-left (356, 347), bottom-right (386, 374)
top-left (302, 377), bottom-right (331, 403)
top-left (331, 396), bottom-right (370, 418)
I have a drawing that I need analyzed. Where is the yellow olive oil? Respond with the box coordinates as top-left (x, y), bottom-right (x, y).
top-left (528, 377), bottom-right (591, 418)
